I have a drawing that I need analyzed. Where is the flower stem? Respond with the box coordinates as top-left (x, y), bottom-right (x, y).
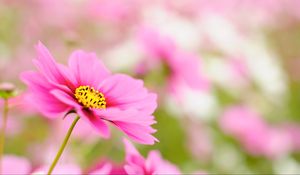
top-left (47, 115), bottom-right (80, 175)
top-left (0, 98), bottom-right (9, 174)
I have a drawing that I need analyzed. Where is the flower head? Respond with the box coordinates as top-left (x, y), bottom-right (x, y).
top-left (21, 42), bottom-right (158, 144)
top-left (220, 105), bottom-right (292, 158)
top-left (0, 82), bottom-right (16, 99)
top-left (123, 139), bottom-right (180, 174)
top-left (137, 27), bottom-right (210, 95)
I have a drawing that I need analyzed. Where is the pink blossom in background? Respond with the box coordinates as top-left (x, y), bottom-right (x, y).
top-left (277, 0), bottom-right (300, 20)
top-left (137, 27), bottom-right (210, 95)
top-left (8, 94), bottom-right (41, 117)
top-left (220, 105), bottom-right (293, 158)
top-left (186, 119), bottom-right (212, 162)
top-left (220, 106), bottom-right (267, 138)
top-left (20, 0), bottom-right (78, 36)
top-left (21, 42), bottom-right (157, 145)
top-left (33, 164), bottom-right (81, 174)
top-left (124, 139), bottom-right (181, 174)
top-left (2, 154), bottom-right (81, 175)
top-left (89, 163), bottom-right (112, 175)
top-left (2, 155), bottom-right (31, 174)
top-left (138, 27), bottom-right (176, 61)
top-left (88, 161), bottom-right (126, 175)
top-left (28, 139), bottom-right (78, 169)
top-left (85, 0), bottom-right (143, 25)
top-left (282, 124), bottom-right (300, 151)
top-left (0, 98), bottom-right (24, 136)
top-left (0, 115), bottom-right (21, 136)
top-left (261, 128), bottom-right (292, 158)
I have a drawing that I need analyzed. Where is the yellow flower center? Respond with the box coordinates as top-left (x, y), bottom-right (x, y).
top-left (74, 85), bottom-right (106, 109)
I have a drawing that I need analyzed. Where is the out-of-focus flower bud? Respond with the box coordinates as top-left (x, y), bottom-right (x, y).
top-left (0, 82), bottom-right (16, 99)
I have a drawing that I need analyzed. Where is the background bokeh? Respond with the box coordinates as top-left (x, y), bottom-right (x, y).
top-left (1, 0), bottom-right (300, 174)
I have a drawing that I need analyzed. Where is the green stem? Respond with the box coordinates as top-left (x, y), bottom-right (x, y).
top-left (47, 116), bottom-right (80, 175)
top-left (0, 98), bottom-right (9, 174)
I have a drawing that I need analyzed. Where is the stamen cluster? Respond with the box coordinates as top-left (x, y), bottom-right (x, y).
top-left (75, 85), bottom-right (106, 109)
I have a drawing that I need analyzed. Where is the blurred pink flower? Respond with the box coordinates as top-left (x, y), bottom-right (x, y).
top-left (124, 139), bottom-right (181, 174)
top-left (87, 159), bottom-right (126, 175)
top-left (33, 164), bottom-right (81, 174)
top-left (0, 115), bottom-right (21, 136)
top-left (21, 0), bottom-right (78, 36)
top-left (0, 98), bottom-right (24, 136)
top-left (137, 27), bottom-right (210, 95)
top-left (220, 106), bottom-right (267, 138)
top-left (8, 94), bottom-right (41, 117)
top-left (85, 0), bottom-right (142, 25)
top-left (282, 124), bottom-right (300, 151)
top-left (21, 42), bottom-right (157, 145)
top-left (261, 128), bottom-right (291, 158)
top-left (2, 155), bottom-right (31, 174)
top-left (220, 105), bottom-right (292, 158)
top-left (2, 155), bottom-right (81, 174)
top-left (186, 119), bottom-right (212, 162)
top-left (89, 163), bottom-right (112, 175)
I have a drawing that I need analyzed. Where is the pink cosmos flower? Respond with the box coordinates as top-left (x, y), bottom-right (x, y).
top-left (21, 42), bottom-right (158, 145)
top-left (220, 105), bottom-right (292, 158)
top-left (123, 139), bottom-right (180, 174)
top-left (137, 27), bottom-right (210, 96)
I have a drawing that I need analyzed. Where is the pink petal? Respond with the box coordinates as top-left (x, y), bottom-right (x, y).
top-left (50, 89), bottom-right (80, 108)
top-left (77, 109), bottom-right (110, 138)
top-left (123, 139), bottom-right (145, 174)
top-left (98, 74), bottom-right (157, 115)
top-left (123, 138), bottom-right (142, 158)
top-left (25, 93), bottom-right (72, 118)
top-left (96, 108), bottom-right (156, 125)
top-left (89, 163), bottom-right (112, 175)
top-left (96, 108), bottom-right (158, 145)
top-left (21, 71), bottom-right (71, 118)
top-left (123, 140), bottom-right (180, 174)
top-left (116, 122), bottom-right (158, 145)
top-left (124, 165), bottom-right (144, 175)
top-left (68, 50), bottom-right (110, 88)
top-left (34, 42), bottom-right (74, 88)
top-left (146, 151), bottom-right (180, 174)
